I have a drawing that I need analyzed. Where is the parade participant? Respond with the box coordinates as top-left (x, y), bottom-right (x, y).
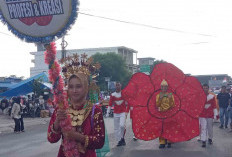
top-left (156, 79), bottom-right (175, 148)
top-left (122, 63), bottom-right (206, 148)
top-left (209, 91), bottom-right (219, 123)
top-left (47, 54), bottom-right (105, 157)
top-left (217, 86), bottom-right (230, 129)
top-left (106, 82), bottom-right (129, 146)
top-left (199, 84), bottom-right (218, 147)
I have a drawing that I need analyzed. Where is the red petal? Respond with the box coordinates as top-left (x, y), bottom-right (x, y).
top-left (132, 106), bottom-right (162, 140)
top-left (176, 76), bottom-right (206, 118)
top-left (122, 73), bottom-right (154, 107)
top-left (162, 111), bottom-right (199, 142)
top-left (36, 16), bottom-right (53, 26)
top-left (150, 63), bottom-right (186, 91)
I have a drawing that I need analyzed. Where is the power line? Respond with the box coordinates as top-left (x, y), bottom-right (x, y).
top-left (0, 12), bottom-right (214, 38)
top-left (0, 31), bottom-right (12, 37)
top-left (78, 11), bottom-right (214, 37)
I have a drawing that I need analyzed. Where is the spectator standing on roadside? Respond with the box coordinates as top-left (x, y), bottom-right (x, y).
top-left (0, 96), bottom-right (9, 114)
top-left (11, 97), bottom-right (21, 133)
top-left (19, 97), bottom-right (25, 132)
top-left (217, 86), bottom-right (230, 129)
top-left (39, 96), bottom-right (49, 118)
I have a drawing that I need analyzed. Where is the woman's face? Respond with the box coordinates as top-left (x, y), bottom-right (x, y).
top-left (161, 85), bottom-right (168, 92)
top-left (68, 77), bottom-right (87, 103)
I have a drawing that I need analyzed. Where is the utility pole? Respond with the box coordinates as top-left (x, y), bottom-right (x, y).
top-left (61, 36), bottom-right (68, 59)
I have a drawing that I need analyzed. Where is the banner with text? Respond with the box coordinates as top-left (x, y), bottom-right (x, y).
top-left (0, 0), bottom-right (79, 43)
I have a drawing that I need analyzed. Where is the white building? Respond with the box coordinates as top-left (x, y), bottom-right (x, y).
top-left (30, 46), bottom-right (138, 77)
top-left (137, 57), bottom-right (155, 66)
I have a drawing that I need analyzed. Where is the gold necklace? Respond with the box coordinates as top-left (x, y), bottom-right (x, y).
top-left (67, 103), bottom-right (93, 127)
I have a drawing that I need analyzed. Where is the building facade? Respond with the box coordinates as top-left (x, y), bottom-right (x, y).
top-left (193, 74), bottom-right (232, 89)
top-left (137, 57), bottom-right (155, 74)
top-left (30, 46), bottom-right (138, 77)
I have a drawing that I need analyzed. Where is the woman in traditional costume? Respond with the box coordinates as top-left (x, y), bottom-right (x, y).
top-left (47, 54), bottom-right (105, 157)
top-left (156, 79), bottom-right (175, 148)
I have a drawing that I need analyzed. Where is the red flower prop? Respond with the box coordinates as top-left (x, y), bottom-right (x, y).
top-left (122, 63), bottom-right (206, 142)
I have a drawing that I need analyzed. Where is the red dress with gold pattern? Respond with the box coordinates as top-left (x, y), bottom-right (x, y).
top-left (47, 105), bottom-right (105, 157)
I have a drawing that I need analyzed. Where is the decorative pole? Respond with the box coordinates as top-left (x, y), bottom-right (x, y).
top-left (44, 42), bottom-right (79, 157)
top-left (61, 36), bottom-right (68, 59)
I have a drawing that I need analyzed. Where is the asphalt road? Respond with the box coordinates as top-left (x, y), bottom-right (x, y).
top-left (0, 117), bottom-right (231, 157)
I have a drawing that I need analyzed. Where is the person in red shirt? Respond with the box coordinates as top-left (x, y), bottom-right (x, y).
top-left (199, 84), bottom-right (218, 147)
top-left (106, 82), bottom-right (129, 146)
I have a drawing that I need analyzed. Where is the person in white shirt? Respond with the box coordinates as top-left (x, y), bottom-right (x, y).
top-left (106, 82), bottom-right (129, 146)
top-left (11, 97), bottom-right (21, 133)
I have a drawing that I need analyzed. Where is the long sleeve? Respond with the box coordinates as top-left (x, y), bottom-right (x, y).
top-left (170, 95), bottom-right (175, 107)
top-left (156, 94), bottom-right (161, 107)
top-left (125, 101), bottom-right (130, 113)
top-left (47, 109), bottom-right (62, 143)
top-left (212, 96), bottom-right (218, 118)
top-left (85, 106), bottom-right (105, 150)
top-left (106, 95), bottom-right (113, 115)
top-left (11, 104), bottom-right (16, 118)
top-left (108, 95), bottom-right (113, 107)
top-left (11, 103), bottom-right (21, 119)
top-left (212, 96), bottom-right (217, 109)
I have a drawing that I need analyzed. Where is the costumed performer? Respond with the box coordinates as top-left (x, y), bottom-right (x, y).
top-left (156, 79), bottom-right (175, 148)
top-left (106, 82), bottom-right (129, 146)
top-left (199, 84), bottom-right (218, 147)
top-left (47, 54), bottom-right (105, 157)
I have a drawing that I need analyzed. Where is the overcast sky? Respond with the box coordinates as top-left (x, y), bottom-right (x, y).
top-left (0, 0), bottom-right (232, 78)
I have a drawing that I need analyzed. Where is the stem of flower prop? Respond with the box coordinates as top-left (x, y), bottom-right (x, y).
top-left (44, 42), bottom-right (80, 157)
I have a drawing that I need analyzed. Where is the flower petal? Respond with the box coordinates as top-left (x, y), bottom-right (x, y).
top-left (122, 73), bottom-right (154, 107)
top-left (162, 111), bottom-right (199, 142)
top-left (133, 106), bottom-right (162, 140)
top-left (176, 76), bottom-right (206, 118)
top-left (150, 63), bottom-right (186, 91)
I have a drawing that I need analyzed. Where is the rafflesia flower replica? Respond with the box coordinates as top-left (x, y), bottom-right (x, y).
top-left (122, 63), bottom-right (206, 142)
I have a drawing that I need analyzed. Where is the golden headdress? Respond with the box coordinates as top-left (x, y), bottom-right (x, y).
top-left (161, 79), bottom-right (168, 86)
top-left (60, 53), bottom-right (101, 83)
top-left (60, 53), bottom-right (101, 103)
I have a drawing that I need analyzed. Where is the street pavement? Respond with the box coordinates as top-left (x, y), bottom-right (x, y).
top-left (0, 114), bottom-right (50, 134)
top-left (0, 114), bottom-right (231, 157)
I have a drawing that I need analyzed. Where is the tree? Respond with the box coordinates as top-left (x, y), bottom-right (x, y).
top-left (31, 77), bottom-right (45, 98)
top-left (92, 53), bottom-right (132, 91)
top-left (150, 59), bottom-right (167, 72)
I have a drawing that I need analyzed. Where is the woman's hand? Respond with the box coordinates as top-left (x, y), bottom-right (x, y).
top-left (56, 109), bottom-right (67, 122)
top-left (63, 128), bottom-right (79, 141)
top-left (159, 92), bottom-right (164, 99)
top-left (63, 128), bottom-right (86, 143)
top-left (54, 109), bottom-right (67, 131)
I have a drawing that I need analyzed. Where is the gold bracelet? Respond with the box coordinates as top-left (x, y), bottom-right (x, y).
top-left (84, 135), bottom-right (89, 148)
top-left (51, 123), bottom-right (60, 134)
